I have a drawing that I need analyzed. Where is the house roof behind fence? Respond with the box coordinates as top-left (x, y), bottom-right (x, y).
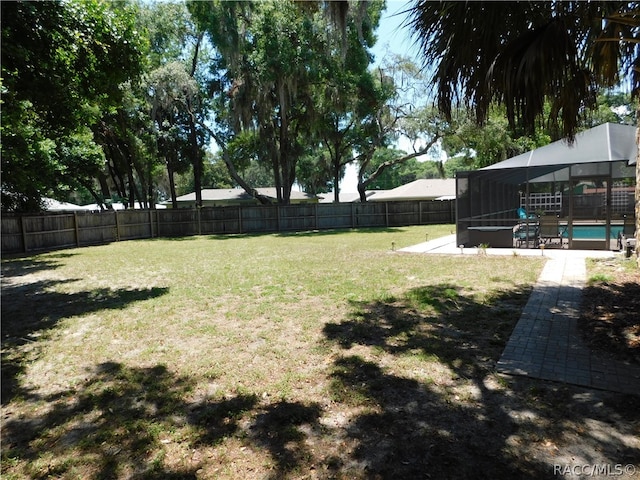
top-left (368, 179), bottom-right (456, 201)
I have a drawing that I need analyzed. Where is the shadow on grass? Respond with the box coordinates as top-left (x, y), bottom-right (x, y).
top-left (0, 252), bottom-right (74, 278)
top-left (580, 280), bottom-right (640, 364)
top-left (322, 283), bottom-right (640, 479)
top-left (275, 227), bottom-right (408, 238)
top-left (3, 362), bottom-right (248, 478)
top-left (325, 284), bottom-right (520, 376)
top-left (1, 276), bottom-right (168, 404)
top-left (249, 401), bottom-right (323, 479)
top-left (2, 361), bottom-right (324, 479)
top-left (3, 279), bottom-right (638, 478)
top-left (156, 227), bottom-right (408, 241)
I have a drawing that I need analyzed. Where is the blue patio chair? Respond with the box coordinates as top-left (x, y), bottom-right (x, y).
top-left (517, 207), bottom-right (537, 220)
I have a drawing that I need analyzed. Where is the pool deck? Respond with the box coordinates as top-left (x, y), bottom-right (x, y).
top-left (399, 235), bottom-right (640, 395)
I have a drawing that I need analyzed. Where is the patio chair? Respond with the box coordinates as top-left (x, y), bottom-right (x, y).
top-left (513, 222), bottom-right (538, 248)
top-left (617, 216), bottom-right (636, 251)
top-left (538, 215), bottom-right (565, 246)
top-left (517, 207), bottom-right (537, 221)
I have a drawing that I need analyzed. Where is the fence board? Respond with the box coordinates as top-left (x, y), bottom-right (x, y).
top-left (76, 211), bottom-right (117, 246)
top-left (353, 203), bottom-right (387, 227)
top-left (279, 205), bottom-right (316, 231)
top-left (1, 216), bottom-right (25, 253)
top-left (158, 209), bottom-right (198, 237)
top-left (317, 203), bottom-right (353, 229)
top-left (242, 206), bottom-right (279, 233)
top-left (1, 200), bottom-right (455, 255)
top-left (116, 210), bottom-right (154, 240)
top-left (200, 206), bottom-right (241, 234)
top-left (23, 213), bottom-right (76, 251)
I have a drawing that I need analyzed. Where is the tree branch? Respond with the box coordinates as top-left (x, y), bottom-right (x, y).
top-left (197, 119), bottom-right (273, 205)
top-left (357, 133), bottom-right (442, 201)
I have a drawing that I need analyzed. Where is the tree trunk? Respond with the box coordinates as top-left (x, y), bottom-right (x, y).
top-left (635, 101), bottom-right (639, 266)
top-left (271, 148), bottom-right (283, 204)
top-left (127, 168), bottom-right (136, 208)
top-left (189, 114), bottom-right (202, 208)
top-left (188, 33), bottom-right (204, 208)
top-left (330, 141), bottom-right (342, 203)
top-left (198, 119), bottom-right (272, 205)
top-left (277, 87), bottom-right (292, 205)
top-left (124, 145), bottom-right (143, 209)
top-left (147, 159), bottom-right (154, 210)
top-left (84, 181), bottom-right (106, 210)
top-left (135, 167), bottom-right (148, 208)
top-left (356, 135), bottom-right (442, 202)
top-left (107, 160), bottom-right (126, 207)
top-left (283, 147), bottom-right (296, 205)
top-left (167, 153), bottom-right (178, 209)
top-left (97, 172), bottom-right (112, 209)
top-left (357, 181), bottom-right (367, 203)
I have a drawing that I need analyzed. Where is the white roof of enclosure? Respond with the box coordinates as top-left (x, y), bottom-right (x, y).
top-left (483, 123), bottom-right (637, 171)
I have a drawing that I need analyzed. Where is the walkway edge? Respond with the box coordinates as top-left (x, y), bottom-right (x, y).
top-left (496, 255), bottom-right (640, 395)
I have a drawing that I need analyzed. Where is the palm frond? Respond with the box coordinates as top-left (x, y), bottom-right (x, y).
top-left (490, 17), bottom-right (596, 139)
top-left (408, 0), bottom-right (638, 138)
top-left (593, 3), bottom-right (640, 96)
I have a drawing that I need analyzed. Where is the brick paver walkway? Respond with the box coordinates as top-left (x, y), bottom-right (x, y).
top-left (400, 236), bottom-right (640, 395)
top-left (495, 255), bottom-right (640, 395)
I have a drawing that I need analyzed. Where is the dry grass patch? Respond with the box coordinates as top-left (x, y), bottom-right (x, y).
top-left (2, 226), bottom-right (639, 479)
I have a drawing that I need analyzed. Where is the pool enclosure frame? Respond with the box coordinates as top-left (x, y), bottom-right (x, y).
top-left (456, 123), bottom-right (637, 250)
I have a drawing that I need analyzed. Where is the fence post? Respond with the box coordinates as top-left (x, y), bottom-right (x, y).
top-left (20, 215), bottom-right (28, 253)
top-left (197, 207), bottom-right (201, 235)
top-left (74, 211), bottom-right (80, 247)
top-left (238, 206), bottom-right (243, 234)
top-left (385, 202), bottom-right (389, 227)
top-left (351, 203), bottom-right (355, 228)
top-left (149, 209), bottom-right (154, 238)
top-left (314, 203), bottom-right (319, 230)
top-left (114, 210), bottom-right (120, 241)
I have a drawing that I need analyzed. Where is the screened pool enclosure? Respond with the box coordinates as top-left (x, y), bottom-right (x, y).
top-left (456, 123), bottom-right (637, 250)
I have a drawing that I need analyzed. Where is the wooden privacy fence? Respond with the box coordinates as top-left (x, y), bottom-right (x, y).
top-left (1, 200), bottom-right (455, 255)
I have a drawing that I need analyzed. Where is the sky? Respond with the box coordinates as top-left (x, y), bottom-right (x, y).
top-left (370, 0), bottom-right (419, 67)
top-left (340, 0), bottom-right (424, 193)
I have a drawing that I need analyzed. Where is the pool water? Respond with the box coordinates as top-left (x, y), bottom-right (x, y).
top-left (563, 225), bottom-right (624, 240)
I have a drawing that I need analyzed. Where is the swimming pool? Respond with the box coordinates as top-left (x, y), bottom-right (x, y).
top-left (563, 224), bottom-right (624, 240)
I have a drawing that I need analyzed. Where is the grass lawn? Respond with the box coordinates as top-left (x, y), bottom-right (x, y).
top-left (2, 225), bottom-right (639, 479)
